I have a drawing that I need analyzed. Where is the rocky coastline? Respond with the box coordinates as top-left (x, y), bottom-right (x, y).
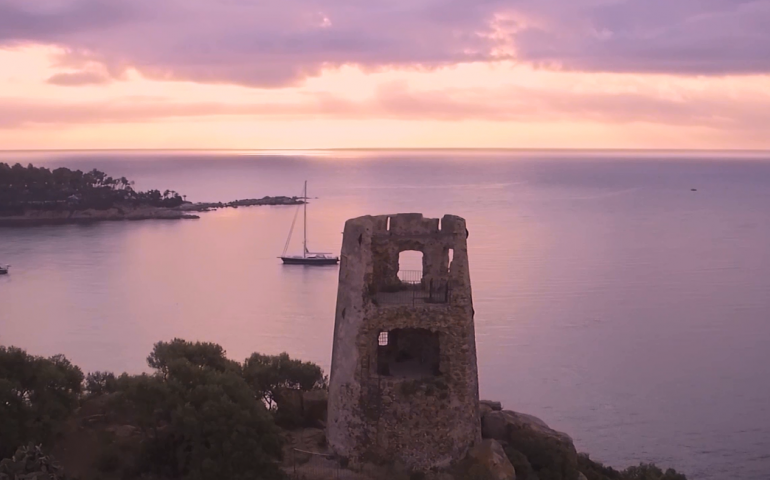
top-left (177, 195), bottom-right (304, 212)
top-left (285, 395), bottom-right (686, 480)
top-left (0, 195), bottom-right (303, 226)
top-left (1, 340), bottom-right (689, 480)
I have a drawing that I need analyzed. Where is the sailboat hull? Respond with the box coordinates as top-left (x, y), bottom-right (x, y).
top-left (281, 256), bottom-right (339, 266)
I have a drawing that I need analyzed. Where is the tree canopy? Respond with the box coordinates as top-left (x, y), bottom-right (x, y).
top-left (147, 338), bottom-right (242, 377)
top-left (0, 162), bottom-right (184, 214)
top-left (243, 351), bottom-right (327, 409)
top-left (111, 361), bottom-right (284, 480)
top-left (102, 339), bottom-right (327, 480)
top-left (0, 346), bottom-right (83, 459)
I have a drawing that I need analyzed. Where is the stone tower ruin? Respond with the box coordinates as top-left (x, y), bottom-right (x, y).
top-left (327, 213), bottom-right (481, 470)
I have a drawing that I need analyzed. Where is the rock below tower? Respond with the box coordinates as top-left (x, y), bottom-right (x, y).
top-left (327, 213), bottom-right (481, 471)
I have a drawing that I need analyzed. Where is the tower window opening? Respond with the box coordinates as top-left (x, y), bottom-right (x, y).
top-left (398, 250), bottom-right (424, 285)
top-left (377, 328), bottom-right (440, 378)
top-left (378, 331), bottom-right (389, 346)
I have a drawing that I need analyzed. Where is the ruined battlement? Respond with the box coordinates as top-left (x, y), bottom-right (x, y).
top-left (362, 213), bottom-right (470, 306)
top-left (327, 214), bottom-right (481, 470)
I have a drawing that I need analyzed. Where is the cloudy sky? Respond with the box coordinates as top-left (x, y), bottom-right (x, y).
top-left (1, 0), bottom-right (769, 149)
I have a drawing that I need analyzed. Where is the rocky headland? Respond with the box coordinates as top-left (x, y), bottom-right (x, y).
top-left (0, 162), bottom-right (303, 226)
top-left (178, 195), bottom-right (304, 212)
top-left (0, 196), bottom-right (303, 226)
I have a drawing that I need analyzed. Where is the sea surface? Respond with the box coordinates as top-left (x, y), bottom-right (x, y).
top-left (2, 150), bottom-right (770, 479)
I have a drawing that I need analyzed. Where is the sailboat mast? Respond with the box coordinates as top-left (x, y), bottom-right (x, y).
top-left (303, 180), bottom-right (308, 258)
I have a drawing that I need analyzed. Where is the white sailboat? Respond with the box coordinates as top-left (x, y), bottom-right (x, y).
top-left (280, 181), bottom-right (339, 266)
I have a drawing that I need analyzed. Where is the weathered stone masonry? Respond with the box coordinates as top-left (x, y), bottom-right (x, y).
top-left (327, 213), bottom-right (481, 471)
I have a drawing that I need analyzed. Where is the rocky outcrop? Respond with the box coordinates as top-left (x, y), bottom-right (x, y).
top-left (481, 400), bottom-right (503, 411)
top-left (480, 402), bottom-right (579, 480)
top-left (465, 439), bottom-right (516, 480)
top-left (482, 410), bottom-right (573, 447)
top-left (0, 207), bottom-right (198, 225)
top-left (177, 196), bottom-right (303, 212)
top-left (480, 400), bottom-right (503, 419)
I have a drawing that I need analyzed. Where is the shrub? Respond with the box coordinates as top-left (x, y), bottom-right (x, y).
top-left (0, 347), bottom-right (83, 458)
top-left (622, 463), bottom-right (688, 480)
top-left (577, 454), bottom-right (688, 480)
top-left (578, 453), bottom-right (624, 480)
top-left (109, 342), bottom-right (285, 480)
top-left (0, 444), bottom-right (68, 480)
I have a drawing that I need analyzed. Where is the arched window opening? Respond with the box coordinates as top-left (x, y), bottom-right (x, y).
top-left (398, 250), bottom-right (424, 284)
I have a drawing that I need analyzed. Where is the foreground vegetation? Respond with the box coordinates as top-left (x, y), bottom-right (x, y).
top-left (0, 340), bottom-right (323, 480)
top-left (0, 341), bottom-right (687, 480)
top-left (0, 163), bottom-right (184, 215)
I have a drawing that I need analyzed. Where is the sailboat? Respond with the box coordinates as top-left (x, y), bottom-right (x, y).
top-left (280, 181), bottom-right (339, 266)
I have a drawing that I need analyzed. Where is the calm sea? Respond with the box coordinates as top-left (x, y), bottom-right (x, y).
top-left (1, 150), bottom-right (770, 479)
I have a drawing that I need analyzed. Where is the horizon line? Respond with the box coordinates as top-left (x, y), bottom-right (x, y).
top-left (3, 148), bottom-right (770, 154)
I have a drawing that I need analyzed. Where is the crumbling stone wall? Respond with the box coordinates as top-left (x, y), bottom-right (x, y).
top-left (327, 213), bottom-right (481, 471)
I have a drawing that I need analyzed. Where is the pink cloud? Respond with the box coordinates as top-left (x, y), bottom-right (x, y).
top-left (1, 0), bottom-right (768, 88)
top-left (47, 70), bottom-right (111, 86)
top-left (2, 83), bottom-right (768, 133)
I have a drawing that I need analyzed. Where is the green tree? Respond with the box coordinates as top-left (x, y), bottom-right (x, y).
top-left (147, 338), bottom-right (241, 378)
top-left (0, 347), bottom-right (83, 458)
top-left (242, 352), bottom-right (326, 409)
top-left (84, 371), bottom-right (118, 396)
top-left (0, 162), bottom-right (185, 214)
top-left (110, 342), bottom-right (284, 480)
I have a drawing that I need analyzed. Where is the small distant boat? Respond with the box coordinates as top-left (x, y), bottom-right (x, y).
top-left (0, 264), bottom-right (9, 275)
top-left (280, 181), bottom-right (339, 266)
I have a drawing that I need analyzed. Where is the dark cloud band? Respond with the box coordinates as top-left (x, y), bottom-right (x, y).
top-left (1, 0), bottom-right (768, 87)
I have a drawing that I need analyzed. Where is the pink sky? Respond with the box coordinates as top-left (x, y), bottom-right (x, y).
top-left (1, 0), bottom-right (769, 149)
